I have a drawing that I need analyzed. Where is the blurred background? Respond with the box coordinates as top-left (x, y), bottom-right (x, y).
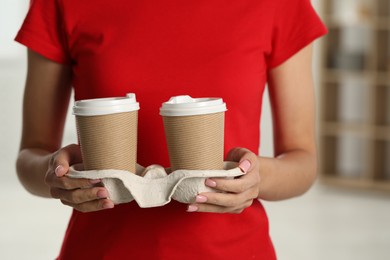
top-left (1, 0), bottom-right (389, 259)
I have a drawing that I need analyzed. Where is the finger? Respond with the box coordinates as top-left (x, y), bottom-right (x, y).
top-left (51, 187), bottom-right (109, 204)
top-left (196, 190), bottom-right (256, 208)
top-left (48, 175), bottom-right (101, 190)
top-left (62, 198), bottom-right (114, 213)
top-left (51, 144), bottom-right (82, 177)
top-left (187, 199), bottom-right (253, 214)
top-left (187, 203), bottom-right (233, 213)
top-left (226, 147), bottom-right (257, 173)
top-left (205, 175), bottom-right (256, 193)
top-left (197, 192), bottom-right (244, 208)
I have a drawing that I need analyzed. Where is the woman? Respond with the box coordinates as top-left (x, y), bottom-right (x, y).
top-left (15, 0), bottom-right (326, 259)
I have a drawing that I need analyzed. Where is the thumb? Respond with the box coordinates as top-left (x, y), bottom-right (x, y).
top-left (227, 147), bottom-right (256, 173)
top-left (53, 144), bottom-right (82, 177)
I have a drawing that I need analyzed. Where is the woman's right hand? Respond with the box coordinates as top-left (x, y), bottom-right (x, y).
top-left (45, 144), bottom-right (115, 212)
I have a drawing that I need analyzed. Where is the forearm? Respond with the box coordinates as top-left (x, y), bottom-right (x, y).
top-left (16, 148), bottom-right (52, 198)
top-left (257, 149), bottom-right (317, 201)
top-left (16, 50), bottom-right (73, 198)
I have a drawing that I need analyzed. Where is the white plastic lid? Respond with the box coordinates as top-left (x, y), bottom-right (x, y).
top-left (73, 93), bottom-right (140, 116)
top-left (159, 95), bottom-right (227, 116)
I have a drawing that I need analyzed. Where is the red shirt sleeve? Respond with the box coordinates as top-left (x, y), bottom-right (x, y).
top-left (267, 0), bottom-right (327, 68)
top-left (15, 0), bottom-right (70, 64)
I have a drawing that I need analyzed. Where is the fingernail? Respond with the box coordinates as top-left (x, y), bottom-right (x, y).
top-left (90, 179), bottom-right (101, 184)
top-left (102, 201), bottom-right (114, 209)
top-left (97, 190), bottom-right (108, 199)
top-left (196, 195), bottom-right (207, 203)
top-left (187, 205), bottom-right (198, 212)
top-left (239, 160), bottom-right (251, 173)
top-left (55, 165), bottom-right (64, 177)
top-left (205, 179), bottom-right (217, 187)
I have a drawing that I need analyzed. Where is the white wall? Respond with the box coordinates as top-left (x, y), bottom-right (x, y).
top-left (0, 1), bottom-right (29, 59)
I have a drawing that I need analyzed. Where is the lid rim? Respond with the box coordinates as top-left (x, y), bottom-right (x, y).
top-left (73, 93), bottom-right (139, 116)
top-left (159, 96), bottom-right (227, 116)
top-left (160, 110), bottom-right (227, 117)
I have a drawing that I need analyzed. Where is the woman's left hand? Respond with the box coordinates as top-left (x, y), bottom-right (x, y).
top-left (187, 147), bottom-right (261, 214)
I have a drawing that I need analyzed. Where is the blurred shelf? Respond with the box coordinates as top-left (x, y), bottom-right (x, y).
top-left (376, 18), bottom-right (390, 30)
top-left (321, 69), bottom-right (374, 83)
top-left (321, 122), bottom-right (390, 140)
top-left (320, 175), bottom-right (390, 192)
top-left (320, 0), bottom-right (390, 192)
top-left (377, 72), bottom-right (390, 85)
top-left (321, 69), bottom-right (389, 83)
top-left (324, 16), bottom-right (390, 30)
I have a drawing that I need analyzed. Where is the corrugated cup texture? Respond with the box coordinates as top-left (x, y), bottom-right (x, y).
top-left (163, 112), bottom-right (224, 171)
top-left (76, 111), bottom-right (138, 173)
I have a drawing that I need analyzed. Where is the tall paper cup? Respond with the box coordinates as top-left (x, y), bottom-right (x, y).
top-left (160, 95), bottom-right (227, 171)
top-left (73, 93), bottom-right (140, 173)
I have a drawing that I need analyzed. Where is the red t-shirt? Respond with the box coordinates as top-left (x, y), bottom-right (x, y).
top-left (16, 0), bottom-right (326, 259)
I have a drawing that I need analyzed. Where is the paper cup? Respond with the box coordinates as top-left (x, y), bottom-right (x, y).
top-left (73, 93), bottom-right (140, 173)
top-left (160, 95), bottom-right (227, 171)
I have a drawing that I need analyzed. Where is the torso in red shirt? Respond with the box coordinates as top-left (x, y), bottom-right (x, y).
top-left (16, 0), bottom-right (326, 258)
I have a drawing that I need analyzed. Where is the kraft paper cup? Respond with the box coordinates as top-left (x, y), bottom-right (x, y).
top-left (160, 95), bottom-right (227, 171)
top-left (73, 93), bottom-right (140, 173)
